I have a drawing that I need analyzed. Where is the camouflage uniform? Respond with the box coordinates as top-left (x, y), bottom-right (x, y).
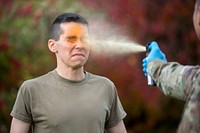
top-left (147, 59), bottom-right (200, 133)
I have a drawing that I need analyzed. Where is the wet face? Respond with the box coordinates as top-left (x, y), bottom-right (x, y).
top-left (193, 4), bottom-right (200, 39)
top-left (53, 22), bottom-right (90, 69)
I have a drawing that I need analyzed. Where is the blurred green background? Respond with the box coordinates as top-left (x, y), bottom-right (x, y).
top-left (0, 0), bottom-right (199, 133)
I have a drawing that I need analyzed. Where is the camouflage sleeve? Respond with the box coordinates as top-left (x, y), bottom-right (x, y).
top-left (148, 60), bottom-right (200, 132)
top-left (147, 59), bottom-right (200, 101)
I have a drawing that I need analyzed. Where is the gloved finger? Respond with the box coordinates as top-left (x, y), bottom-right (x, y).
top-left (142, 62), bottom-right (147, 68)
top-left (144, 73), bottom-right (147, 77)
top-left (143, 70), bottom-right (147, 77)
top-left (148, 41), bottom-right (159, 52)
top-left (143, 67), bottom-right (147, 74)
top-left (142, 58), bottom-right (147, 76)
top-left (145, 57), bottom-right (151, 64)
top-left (142, 58), bottom-right (147, 64)
top-left (143, 67), bottom-right (147, 73)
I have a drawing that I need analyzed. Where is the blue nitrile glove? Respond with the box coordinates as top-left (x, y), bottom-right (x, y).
top-left (142, 41), bottom-right (167, 76)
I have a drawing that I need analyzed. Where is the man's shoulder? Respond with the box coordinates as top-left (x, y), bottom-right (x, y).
top-left (27, 71), bottom-right (52, 81)
top-left (87, 72), bottom-right (114, 86)
top-left (21, 70), bottom-right (54, 89)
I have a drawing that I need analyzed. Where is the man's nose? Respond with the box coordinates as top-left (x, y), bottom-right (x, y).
top-left (75, 40), bottom-right (85, 48)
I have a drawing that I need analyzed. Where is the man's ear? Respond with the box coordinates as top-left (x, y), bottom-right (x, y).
top-left (197, 6), bottom-right (200, 26)
top-left (48, 39), bottom-right (57, 53)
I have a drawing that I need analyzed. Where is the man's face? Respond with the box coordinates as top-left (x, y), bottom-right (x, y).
top-left (55, 22), bottom-right (90, 69)
top-left (193, 4), bottom-right (200, 40)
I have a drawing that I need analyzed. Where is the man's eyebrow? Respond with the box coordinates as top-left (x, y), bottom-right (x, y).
top-left (65, 36), bottom-right (77, 39)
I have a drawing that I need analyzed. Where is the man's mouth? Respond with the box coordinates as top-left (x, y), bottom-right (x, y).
top-left (72, 53), bottom-right (85, 57)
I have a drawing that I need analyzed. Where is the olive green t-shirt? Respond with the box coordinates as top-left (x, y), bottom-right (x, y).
top-left (11, 70), bottom-right (126, 133)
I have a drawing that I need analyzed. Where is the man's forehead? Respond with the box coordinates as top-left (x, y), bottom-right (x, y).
top-left (60, 22), bottom-right (88, 35)
top-left (60, 22), bottom-right (87, 29)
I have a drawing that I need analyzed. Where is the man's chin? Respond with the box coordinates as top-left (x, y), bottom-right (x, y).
top-left (71, 62), bottom-right (85, 69)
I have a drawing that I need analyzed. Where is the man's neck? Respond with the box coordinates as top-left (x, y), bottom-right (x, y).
top-left (56, 67), bottom-right (85, 81)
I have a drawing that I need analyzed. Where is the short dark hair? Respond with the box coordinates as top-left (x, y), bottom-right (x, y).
top-left (50, 13), bottom-right (88, 41)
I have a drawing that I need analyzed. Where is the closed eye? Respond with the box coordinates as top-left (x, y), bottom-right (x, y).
top-left (66, 36), bottom-right (77, 43)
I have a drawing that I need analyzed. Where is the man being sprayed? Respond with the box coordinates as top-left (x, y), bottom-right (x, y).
top-left (10, 13), bottom-right (127, 133)
top-left (142, 1), bottom-right (200, 132)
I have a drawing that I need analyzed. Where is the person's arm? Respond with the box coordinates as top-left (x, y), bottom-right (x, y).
top-left (143, 41), bottom-right (200, 100)
top-left (147, 60), bottom-right (199, 100)
top-left (105, 120), bottom-right (127, 133)
top-left (10, 117), bottom-right (31, 133)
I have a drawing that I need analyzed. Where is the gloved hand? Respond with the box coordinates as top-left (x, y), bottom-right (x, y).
top-left (142, 41), bottom-right (167, 76)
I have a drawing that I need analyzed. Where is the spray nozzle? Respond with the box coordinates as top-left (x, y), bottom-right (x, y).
top-left (146, 42), bottom-right (151, 54)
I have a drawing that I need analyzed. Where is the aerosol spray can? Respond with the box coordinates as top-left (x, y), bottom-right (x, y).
top-left (146, 43), bottom-right (156, 86)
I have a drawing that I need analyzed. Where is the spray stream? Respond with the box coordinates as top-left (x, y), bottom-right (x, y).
top-left (87, 17), bottom-right (146, 56)
top-left (87, 37), bottom-right (155, 86)
top-left (86, 17), bottom-right (150, 85)
top-left (89, 38), bottom-right (146, 56)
